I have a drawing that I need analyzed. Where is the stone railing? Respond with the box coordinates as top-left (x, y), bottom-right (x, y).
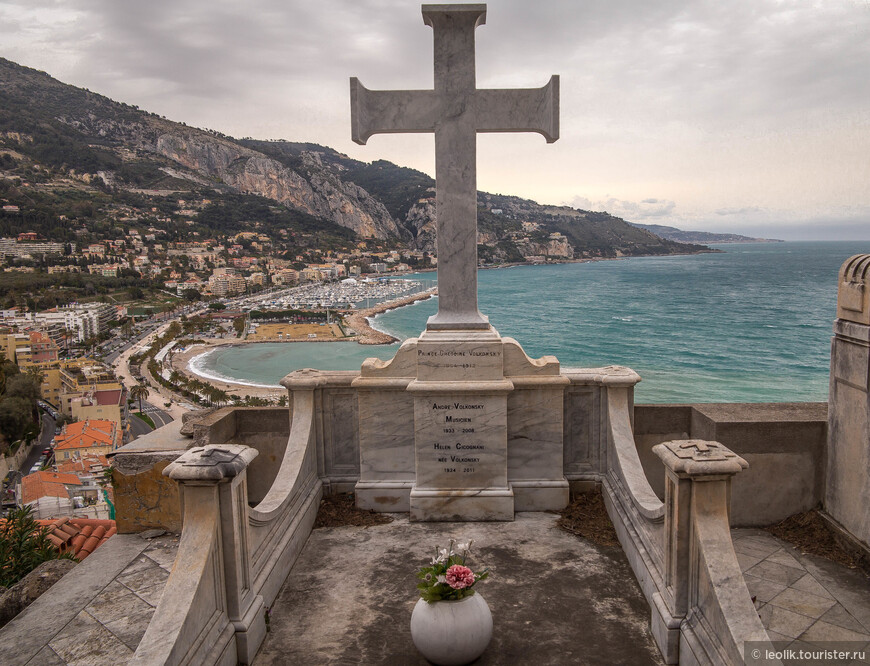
top-left (601, 379), bottom-right (778, 664)
top-left (131, 445), bottom-right (261, 665)
top-left (130, 386), bottom-right (322, 664)
top-left (655, 439), bottom-right (778, 665)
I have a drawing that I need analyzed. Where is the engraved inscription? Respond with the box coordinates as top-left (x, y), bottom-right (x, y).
top-left (414, 393), bottom-right (507, 489)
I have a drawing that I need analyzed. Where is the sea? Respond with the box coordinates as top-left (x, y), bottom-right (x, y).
top-left (190, 241), bottom-right (869, 404)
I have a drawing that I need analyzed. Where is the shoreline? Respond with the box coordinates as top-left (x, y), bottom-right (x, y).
top-left (346, 287), bottom-right (437, 344)
top-left (175, 287), bottom-right (437, 394)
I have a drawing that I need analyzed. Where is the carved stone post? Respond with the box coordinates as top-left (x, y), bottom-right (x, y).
top-left (165, 444), bottom-right (265, 665)
top-left (652, 439), bottom-right (747, 662)
top-left (827, 254), bottom-right (870, 547)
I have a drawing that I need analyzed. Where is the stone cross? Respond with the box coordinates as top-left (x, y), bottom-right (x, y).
top-left (351, 4), bottom-right (559, 330)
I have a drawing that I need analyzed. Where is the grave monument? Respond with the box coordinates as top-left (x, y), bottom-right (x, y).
top-left (350, 4), bottom-right (567, 521)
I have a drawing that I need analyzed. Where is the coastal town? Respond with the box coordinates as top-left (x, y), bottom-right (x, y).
top-left (0, 220), bottom-right (445, 572)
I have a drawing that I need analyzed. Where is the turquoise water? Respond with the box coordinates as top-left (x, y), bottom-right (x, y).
top-left (192, 241), bottom-right (869, 403)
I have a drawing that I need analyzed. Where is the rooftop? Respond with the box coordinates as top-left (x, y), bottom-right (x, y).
top-left (55, 420), bottom-right (117, 451)
top-left (20, 472), bottom-right (81, 504)
top-left (37, 517), bottom-right (116, 560)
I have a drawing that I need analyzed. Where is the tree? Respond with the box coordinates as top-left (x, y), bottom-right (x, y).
top-left (233, 316), bottom-right (246, 337)
top-left (0, 360), bottom-right (20, 395)
top-left (0, 396), bottom-right (32, 444)
top-left (0, 506), bottom-right (76, 587)
top-left (24, 366), bottom-right (45, 389)
top-left (183, 288), bottom-right (201, 302)
top-left (208, 302), bottom-right (226, 311)
top-left (129, 383), bottom-right (150, 414)
top-left (210, 388), bottom-right (229, 407)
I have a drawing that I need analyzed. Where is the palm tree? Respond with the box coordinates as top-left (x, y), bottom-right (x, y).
top-left (129, 383), bottom-right (150, 414)
top-left (211, 388), bottom-right (229, 407)
top-left (25, 366), bottom-right (45, 394)
top-left (169, 370), bottom-right (184, 387)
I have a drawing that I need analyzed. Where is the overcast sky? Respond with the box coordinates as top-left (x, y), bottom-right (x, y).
top-left (2, 0), bottom-right (868, 239)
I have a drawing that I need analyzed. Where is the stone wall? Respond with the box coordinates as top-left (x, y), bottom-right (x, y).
top-left (0, 440), bottom-right (33, 482)
top-left (827, 254), bottom-right (870, 549)
top-left (634, 402), bottom-right (827, 526)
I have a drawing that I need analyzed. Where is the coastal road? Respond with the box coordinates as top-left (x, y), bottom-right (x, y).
top-left (143, 401), bottom-right (174, 429)
top-left (19, 413), bottom-right (56, 474)
top-left (127, 400), bottom-right (173, 441)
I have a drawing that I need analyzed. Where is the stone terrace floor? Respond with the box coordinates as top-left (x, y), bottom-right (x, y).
top-left (734, 529), bottom-right (870, 658)
top-left (1, 532), bottom-right (178, 666)
top-left (3, 520), bottom-right (868, 664)
top-left (256, 512), bottom-right (665, 666)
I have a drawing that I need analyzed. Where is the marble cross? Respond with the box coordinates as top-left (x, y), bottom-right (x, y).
top-left (351, 3), bottom-right (559, 330)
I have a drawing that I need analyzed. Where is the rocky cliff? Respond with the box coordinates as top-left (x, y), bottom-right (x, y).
top-left (154, 133), bottom-right (406, 240)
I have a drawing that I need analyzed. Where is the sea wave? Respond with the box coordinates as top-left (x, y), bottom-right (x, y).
top-left (188, 348), bottom-right (283, 389)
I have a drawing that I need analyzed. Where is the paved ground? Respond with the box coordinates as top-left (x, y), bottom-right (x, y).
top-left (256, 513), bottom-right (664, 666)
top-left (0, 533), bottom-right (178, 666)
top-left (734, 529), bottom-right (870, 659)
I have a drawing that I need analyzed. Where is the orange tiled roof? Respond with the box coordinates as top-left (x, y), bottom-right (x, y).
top-left (36, 517), bottom-right (116, 560)
top-left (56, 455), bottom-right (110, 475)
top-left (55, 419), bottom-right (117, 451)
top-left (30, 471), bottom-right (81, 486)
top-left (20, 471), bottom-right (81, 504)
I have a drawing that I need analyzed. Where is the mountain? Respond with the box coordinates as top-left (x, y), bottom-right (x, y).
top-left (629, 223), bottom-right (782, 244)
top-left (0, 57), bottom-right (712, 261)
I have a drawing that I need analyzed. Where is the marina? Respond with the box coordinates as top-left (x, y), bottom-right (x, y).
top-left (232, 277), bottom-right (436, 312)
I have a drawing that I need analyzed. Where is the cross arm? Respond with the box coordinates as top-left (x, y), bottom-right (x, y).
top-left (350, 78), bottom-right (439, 145)
top-left (473, 75), bottom-right (560, 143)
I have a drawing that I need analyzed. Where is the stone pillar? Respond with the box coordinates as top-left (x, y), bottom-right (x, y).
top-left (652, 439), bottom-right (748, 662)
top-left (165, 444), bottom-right (265, 665)
top-left (827, 254), bottom-right (870, 547)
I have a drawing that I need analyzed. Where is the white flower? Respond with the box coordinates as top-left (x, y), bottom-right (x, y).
top-left (438, 548), bottom-right (451, 560)
top-left (436, 575), bottom-right (447, 584)
top-left (430, 554), bottom-right (445, 565)
top-left (456, 540), bottom-right (473, 554)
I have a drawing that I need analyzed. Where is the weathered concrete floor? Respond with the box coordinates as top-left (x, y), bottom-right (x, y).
top-left (256, 513), bottom-right (664, 665)
top-left (734, 529), bottom-right (870, 652)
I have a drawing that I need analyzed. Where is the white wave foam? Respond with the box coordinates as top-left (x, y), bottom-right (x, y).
top-left (188, 348), bottom-right (282, 389)
top-left (369, 293), bottom-right (438, 339)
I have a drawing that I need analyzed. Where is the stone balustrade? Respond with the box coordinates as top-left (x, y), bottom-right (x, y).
top-left (131, 444), bottom-right (261, 665)
top-left (128, 390), bottom-right (322, 664)
top-left (654, 439), bottom-right (778, 665)
top-left (107, 364), bottom-right (831, 664)
top-left (600, 376), bottom-right (780, 664)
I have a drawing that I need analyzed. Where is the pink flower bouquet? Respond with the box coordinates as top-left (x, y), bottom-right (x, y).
top-left (416, 539), bottom-right (489, 602)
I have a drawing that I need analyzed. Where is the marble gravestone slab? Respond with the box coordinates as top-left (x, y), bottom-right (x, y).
top-left (409, 330), bottom-right (514, 520)
top-left (353, 332), bottom-right (570, 520)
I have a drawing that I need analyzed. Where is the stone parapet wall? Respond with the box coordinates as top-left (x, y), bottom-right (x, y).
top-left (635, 402), bottom-right (827, 526)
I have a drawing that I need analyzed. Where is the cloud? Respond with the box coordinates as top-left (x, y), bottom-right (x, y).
top-left (567, 195), bottom-right (676, 221)
top-left (0, 0), bottom-right (867, 238)
top-left (715, 207), bottom-right (764, 216)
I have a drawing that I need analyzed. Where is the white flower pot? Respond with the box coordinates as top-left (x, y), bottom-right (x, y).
top-left (410, 593), bottom-right (493, 665)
